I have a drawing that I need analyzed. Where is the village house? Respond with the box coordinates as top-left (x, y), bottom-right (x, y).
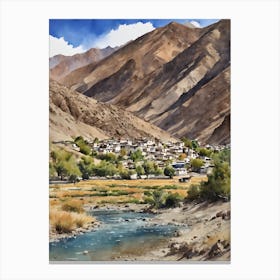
top-left (172, 161), bottom-right (188, 176)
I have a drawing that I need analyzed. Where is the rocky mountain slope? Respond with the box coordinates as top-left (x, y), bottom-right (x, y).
top-left (49, 46), bottom-right (117, 81)
top-left (61, 22), bottom-right (202, 91)
top-left (49, 80), bottom-right (177, 142)
top-left (54, 20), bottom-right (230, 145)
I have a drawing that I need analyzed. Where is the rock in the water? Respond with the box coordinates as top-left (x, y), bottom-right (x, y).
top-left (173, 230), bottom-right (183, 237)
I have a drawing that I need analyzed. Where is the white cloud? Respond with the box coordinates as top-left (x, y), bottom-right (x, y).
top-left (190, 20), bottom-right (201, 28)
top-left (49, 35), bottom-right (85, 57)
top-left (94, 22), bottom-right (155, 48)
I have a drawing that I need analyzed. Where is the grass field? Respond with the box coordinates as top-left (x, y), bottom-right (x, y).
top-left (49, 177), bottom-right (207, 235)
top-left (49, 177), bottom-right (207, 205)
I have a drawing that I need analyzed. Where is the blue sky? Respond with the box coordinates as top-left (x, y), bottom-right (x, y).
top-left (49, 19), bottom-right (219, 57)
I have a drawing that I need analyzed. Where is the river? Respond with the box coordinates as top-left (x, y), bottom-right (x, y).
top-left (49, 209), bottom-right (180, 261)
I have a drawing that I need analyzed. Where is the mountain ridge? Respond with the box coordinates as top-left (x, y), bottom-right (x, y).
top-left (49, 80), bottom-right (177, 142)
top-left (51, 20), bottom-right (230, 145)
top-left (49, 46), bottom-right (118, 82)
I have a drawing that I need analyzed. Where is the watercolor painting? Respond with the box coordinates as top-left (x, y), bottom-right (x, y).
top-left (49, 19), bottom-right (230, 262)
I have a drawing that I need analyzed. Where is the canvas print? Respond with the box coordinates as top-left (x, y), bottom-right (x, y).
top-left (49, 19), bottom-right (230, 262)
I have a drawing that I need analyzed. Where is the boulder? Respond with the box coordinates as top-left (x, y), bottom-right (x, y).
top-left (208, 240), bottom-right (224, 258)
top-left (173, 230), bottom-right (183, 237)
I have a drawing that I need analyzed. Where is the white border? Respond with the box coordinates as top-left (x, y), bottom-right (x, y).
top-left (0, 0), bottom-right (279, 279)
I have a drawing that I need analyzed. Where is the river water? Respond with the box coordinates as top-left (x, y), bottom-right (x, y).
top-left (49, 209), bottom-right (180, 261)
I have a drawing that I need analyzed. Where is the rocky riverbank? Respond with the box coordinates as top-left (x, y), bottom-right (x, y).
top-left (111, 201), bottom-right (231, 261)
top-left (49, 203), bottom-right (147, 243)
top-left (50, 201), bottom-right (230, 261)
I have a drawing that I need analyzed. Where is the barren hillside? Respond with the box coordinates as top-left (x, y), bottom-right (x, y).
top-left (49, 80), bottom-right (177, 142)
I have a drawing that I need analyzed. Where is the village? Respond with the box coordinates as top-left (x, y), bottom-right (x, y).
top-left (51, 137), bottom-right (230, 181)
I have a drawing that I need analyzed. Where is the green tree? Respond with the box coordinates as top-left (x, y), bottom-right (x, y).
top-left (64, 157), bottom-right (81, 179)
top-left (143, 161), bottom-right (155, 176)
top-left (191, 140), bottom-right (199, 150)
top-left (190, 158), bottom-right (204, 172)
top-left (136, 165), bottom-right (145, 176)
top-left (55, 162), bottom-right (68, 180)
top-left (119, 168), bottom-right (136, 179)
top-left (50, 149), bottom-right (81, 180)
top-left (120, 148), bottom-right (127, 157)
top-left (130, 149), bottom-right (144, 162)
top-left (74, 136), bottom-right (91, 155)
top-left (164, 166), bottom-right (175, 178)
top-left (154, 166), bottom-right (163, 176)
top-left (187, 160), bottom-right (230, 202)
top-left (200, 161), bottom-right (230, 201)
top-left (197, 147), bottom-right (212, 157)
top-left (49, 162), bottom-right (56, 178)
top-left (78, 156), bottom-right (94, 179)
top-left (98, 152), bottom-right (118, 163)
top-left (213, 148), bottom-right (230, 165)
top-left (92, 161), bottom-right (117, 177)
top-left (181, 137), bottom-right (192, 148)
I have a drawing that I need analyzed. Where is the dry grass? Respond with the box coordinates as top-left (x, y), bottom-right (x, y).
top-left (49, 177), bottom-right (207, 206)
top-left (61, 199), bottom-right (84, 213)
top-left (49, 209), bottom-right (94, 234)
top-left (57, 178), bottom-right (204, 189)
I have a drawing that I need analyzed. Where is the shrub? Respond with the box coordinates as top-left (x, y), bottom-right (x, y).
top-left (186, 160), bottom-right (230, 202)
top-left (181, 137), bottom-right (192, 148)
top-left (68, 174), bottom-right (79, 183)
top-left (50, 210), bottom-right (75, 233)
top-left (164, 193), bottom-right (183, 208)
top-left (143, 190), bottom-right (152, 196)
top-left (164, 166), bottom-right (175, 178)
top-left (79, 144), bottom-right (91, 155)
top-left (50, 209), bottom-right (94, 233)
top-left (151, 190), bottom-right (165, 209)
top-left (143, 196), bottom-right (154, 204)
top-left (160, 185), bottom-right (179, 190)
top-left (111, 190), bottom-right (130, 196)
top-left (119, 169), bottom-right (130, 179)
top-left (61, 200), bottom-right (84, 213)
top-left (187, 185), bottom-right (201, 200)
top-left (125, 198), bottom-right (141, 204)
top-left (74, 136), bottom-right (91, 155)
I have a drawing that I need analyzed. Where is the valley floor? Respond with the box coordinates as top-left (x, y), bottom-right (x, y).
top-left (49, 179), bottom-right (230, 261)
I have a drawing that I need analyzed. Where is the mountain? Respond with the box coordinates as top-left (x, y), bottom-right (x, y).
top-left (49, 80), bottom-right (177, 142)
top-left (61, 22), bottom-right (203, 91)
top-left (49, 54), bottom-right (65, 69)
top-left (49, 46), bottom-right (117, 81)
top-left (56, 20), bottom-right (230, 145)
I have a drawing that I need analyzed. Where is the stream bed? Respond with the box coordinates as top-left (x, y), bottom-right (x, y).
top-left (49, 209), bottom-right (181, 261)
